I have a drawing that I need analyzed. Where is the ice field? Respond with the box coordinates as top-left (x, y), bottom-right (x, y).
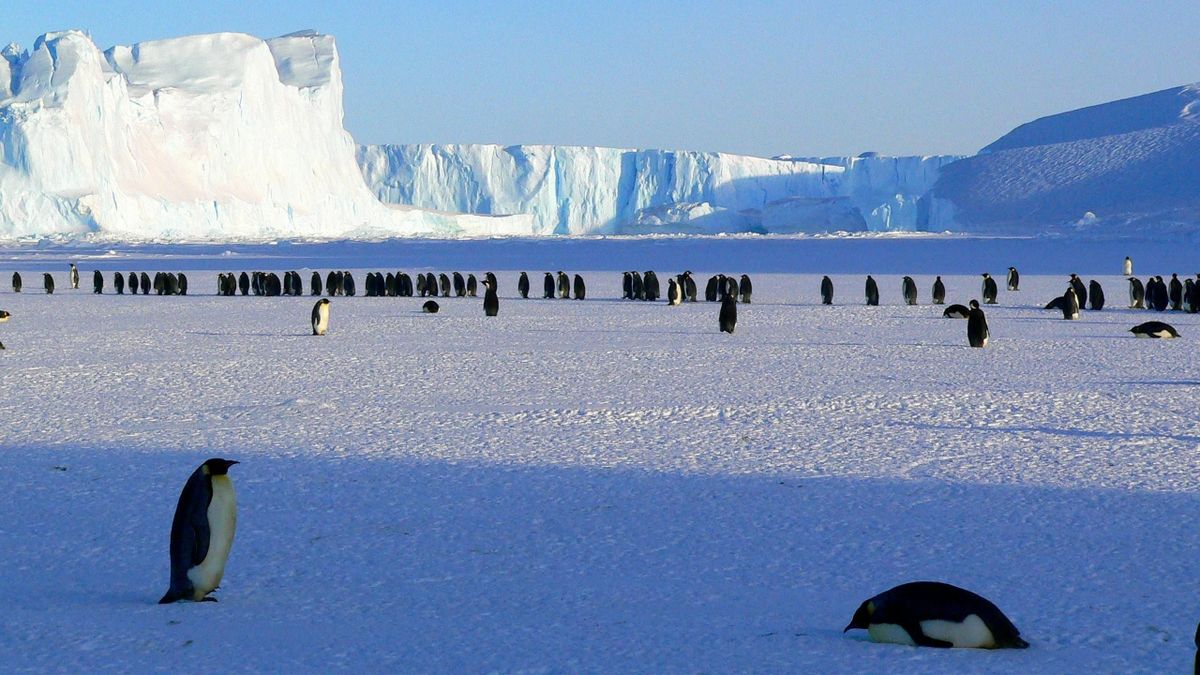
top-left (1, 236), bottom-right (1198, 672)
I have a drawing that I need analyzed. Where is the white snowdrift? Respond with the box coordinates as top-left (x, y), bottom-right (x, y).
top-left (0, 30), bottom-right (531, 240)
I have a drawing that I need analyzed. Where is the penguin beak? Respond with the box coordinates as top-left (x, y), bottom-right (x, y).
top-left (227, 460), bottom-right (240, 466)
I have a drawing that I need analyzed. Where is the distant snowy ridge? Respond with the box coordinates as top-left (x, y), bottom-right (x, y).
top-left (927, 82), bottom-right (1200, 233)
top-left (0, 30), bottom-right (531, 240)
top-left (357, 144), bottom-right (959, 235)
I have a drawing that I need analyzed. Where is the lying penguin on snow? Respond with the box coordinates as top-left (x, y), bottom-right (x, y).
top-left (844, 581), bottom-right (1029, 649)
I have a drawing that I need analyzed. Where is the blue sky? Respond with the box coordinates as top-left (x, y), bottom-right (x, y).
top-left (6, 1), bottom-right (1198, 157)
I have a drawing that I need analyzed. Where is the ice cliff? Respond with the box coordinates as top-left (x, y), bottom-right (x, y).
top-left (357, 144), bottom-right (959, 235)
top-left (0, 30), bottom-right (530, 240)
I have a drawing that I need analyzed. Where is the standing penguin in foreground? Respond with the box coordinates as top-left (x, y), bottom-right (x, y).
top-left (159, 458), bottom-right (239, 603)
top-left (864, 276), bottom-right (879, 306)
top-left (43, 273), bottom-right (55, 294)
top-left (543, 272), bottom-right (555, 299)
top-left (1069, 274), bottom-right (1087, 310)
top-left (844, 581), bottom-right (1028, 649)
top-left (967, 300), bottom-right (989, 348)
top-left (311, 298), bottom-right (330, 336)
top-left (93, 270), bottom-right (103, 294)
top-left (821, 276), bottom-right (834, 305)
top-left (981, 273), bottom-right (998, 304)
top-left (69, 263), bottom-right (79, 290)
top-left (483, 277), bottom-right (499, 317)
top-left (1088, 280), bottom-right (1105, 310)
top-left (739, 275), bottom-right (753, 304)
top-left (518, 272), bottom-right (530, 299)
top-left (1006, 266), bottom-right (1019, 291)
top-left (114, 272), bottom-right (125, 295)
top-left (667, 278), bottom-right (682, 306)
top-left (573, 274), bottom-right (586, 300)
top-left (1128, 277), bottom-right (1146, 309)
top-left (901, 276), bottom-right (918, 305)
top-left (1063, 287), bottom-right (1080, 320)
top-left (931, 276), bottom-right (946, 304)
top-left (11, 271), bottom-right (21, 293)
top-left (719, 292), bottom-right (738, 334)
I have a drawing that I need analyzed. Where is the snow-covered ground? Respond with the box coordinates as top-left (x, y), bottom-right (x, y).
top-left (1, 236), bottom-right (1198, 672)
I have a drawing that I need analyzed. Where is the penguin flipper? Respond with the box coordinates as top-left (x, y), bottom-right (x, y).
top-left (906, 624), bottom-right (953, 648)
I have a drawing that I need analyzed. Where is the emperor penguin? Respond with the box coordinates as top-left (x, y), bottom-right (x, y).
top-left (684, 274), bottom-right (698, 303)
top-left (415, 273), bottom-right (427, 297)
top-left (1129, 321), bottom-right (1179, 338)
top-left (453, 272), bottom-right (466, 297)
top-left (1128, 277), bottom-right (1145, 309)
top-left (1006, 266), bottom-right (1019, 291)
top-left (719, 293), bottom-right (738, 334)
top-left (159, 458), bottom-right (240, 603)
top-left (967, 300), bottom-right (989, 348)
top-left (1069, 274), bottom-right (1087, 309)
top-left (311, 271), bottom-right (323, 296)
top-left (69, 263), bottom-right (79, 290)
top-left (518, 272), bottom-right (530, 299)
top-left (557, 271), bottom-right (570, 299)
top-left (573, 274), bottom-right (586, 300)
top-left (139, 272), bottom-right (150, 295)
top-left (1169, 274), bottom-right (1183, 310)
top-left (1088, 280), bottom-right (1105, 310)
top-left (740, 275), bottom-right (753, 304)
top-left (114, 272), bottom-right (125, 295)
top-left (327, 270), bottom-right (340, 296)
top-left (311, 298), bottom-right (331, 336)
top-left (543, 272), bottom-right (555, 299)
top-left (422, 300), bottom-right (440, 314)
top-left (901, 276), bottom-right (918, 305)
top-left (343, 272), bottom-right (356, 297)
top-left (1185, 279), bottom-right (1196, 313)
top-left (667, 278), bottom-right (682, 306)
top-left (931, 276), bottom-right (946, 304)
top-left (622, 272), bottom-right (633, 300)
top-left (43, 273), bottom-right (54, 294)
top-left (11, 271), bottom-right (21, 293)
top-left (705, 276), bottom-right (719, 302)
top-left (821, 276), bottom-right (834, 305)
top-left (466, 274), bottom-right (478, 297)
top-left (630, 271), bottom-right (644, 300)
top-left (178, 273), bottom-right (189, 296)
top-left (93, 270), bottom-right (103, 294)
top-left (239, 271), bottom-right (251, 296)
top-left (0, 309), bottom-right (7, 348)
top-left (844, 581), bottom-right (1028, 649)
top-left (483, 277), bottom-right (500, 317)
top-left (864, 276), bottom-right (879, 306)
top-left (399, 272), bottom-right (413, 297)
top-left (1152, 276), bottom-right (1169, 311)
top-left (128, 272), bottom-right (139, 295)
top-left (1123, 256), bottom-right (1133, 276)
top-left (1063, 287), bottom-right (1080, 320)
top-left (943, 304), bottom-right (970, 319)
top-left (644, 271), bottom-right (660, 301)
top-left (981, 273), bottom-right (998, 304)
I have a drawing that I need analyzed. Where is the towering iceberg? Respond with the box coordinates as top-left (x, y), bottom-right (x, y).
top-left (357, 144), bottom-right (959, 235)
top-left (0, 30), bottom-right (531, 240)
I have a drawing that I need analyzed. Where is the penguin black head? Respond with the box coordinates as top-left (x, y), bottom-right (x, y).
top-left (202, 458), bottom-right (239, 476)
top-left (844, 600), bottom-right (873, 632)
top-left (981, 273), bottom-right (989, 278)
top-left (0, 310), bottom-right (10, 322)
top-left (969, 299), bottom-right (980, 309)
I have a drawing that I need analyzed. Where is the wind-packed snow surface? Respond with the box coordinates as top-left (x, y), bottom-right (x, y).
top-left (2, 237), bottom-right (1198, 672)
top-left (0, 31), bottom-right (530, 240)
top-left (928, 82), bottom-right (1200, 234)
top-left (358, 144), bottom-right (957, 235)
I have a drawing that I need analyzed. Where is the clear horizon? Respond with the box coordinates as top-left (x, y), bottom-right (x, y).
top-left (6, 1), bottom-right (1198, 158)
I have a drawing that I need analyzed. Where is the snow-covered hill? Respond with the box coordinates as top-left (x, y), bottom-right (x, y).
top-left (0, 31), bottom-right (531, 240)
top-left (927, 83), bottom-right (1200, 233)
top-left (357, 144), bottom-right (957, 235)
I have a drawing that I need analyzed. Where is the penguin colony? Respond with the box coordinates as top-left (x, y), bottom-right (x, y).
top-left (1, 261), bottom-right (1190, 347)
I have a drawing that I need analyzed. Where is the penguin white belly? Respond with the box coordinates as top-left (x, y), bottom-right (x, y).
top-left (314, 305), bottom-right (329, 334)
top-left (1153, 330), bottom-right (1175, 338)
top-left (868, 623), bottom-right (917, 646)
top-left (188, 475), bottom-right (237, 599)
top-left (920, 614), bottom-right (996, 648)
top-left (1124, 261), bottom-right (1132, 276)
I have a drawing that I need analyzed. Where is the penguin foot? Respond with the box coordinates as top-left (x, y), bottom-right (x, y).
top-left (200, 596), bottom-right (219, 603)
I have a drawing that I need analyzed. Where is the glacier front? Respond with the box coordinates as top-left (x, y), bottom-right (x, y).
top-left (0, 30), bottom-right (531, 240)
top-left (357, 144), bottom-right (960, 235)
